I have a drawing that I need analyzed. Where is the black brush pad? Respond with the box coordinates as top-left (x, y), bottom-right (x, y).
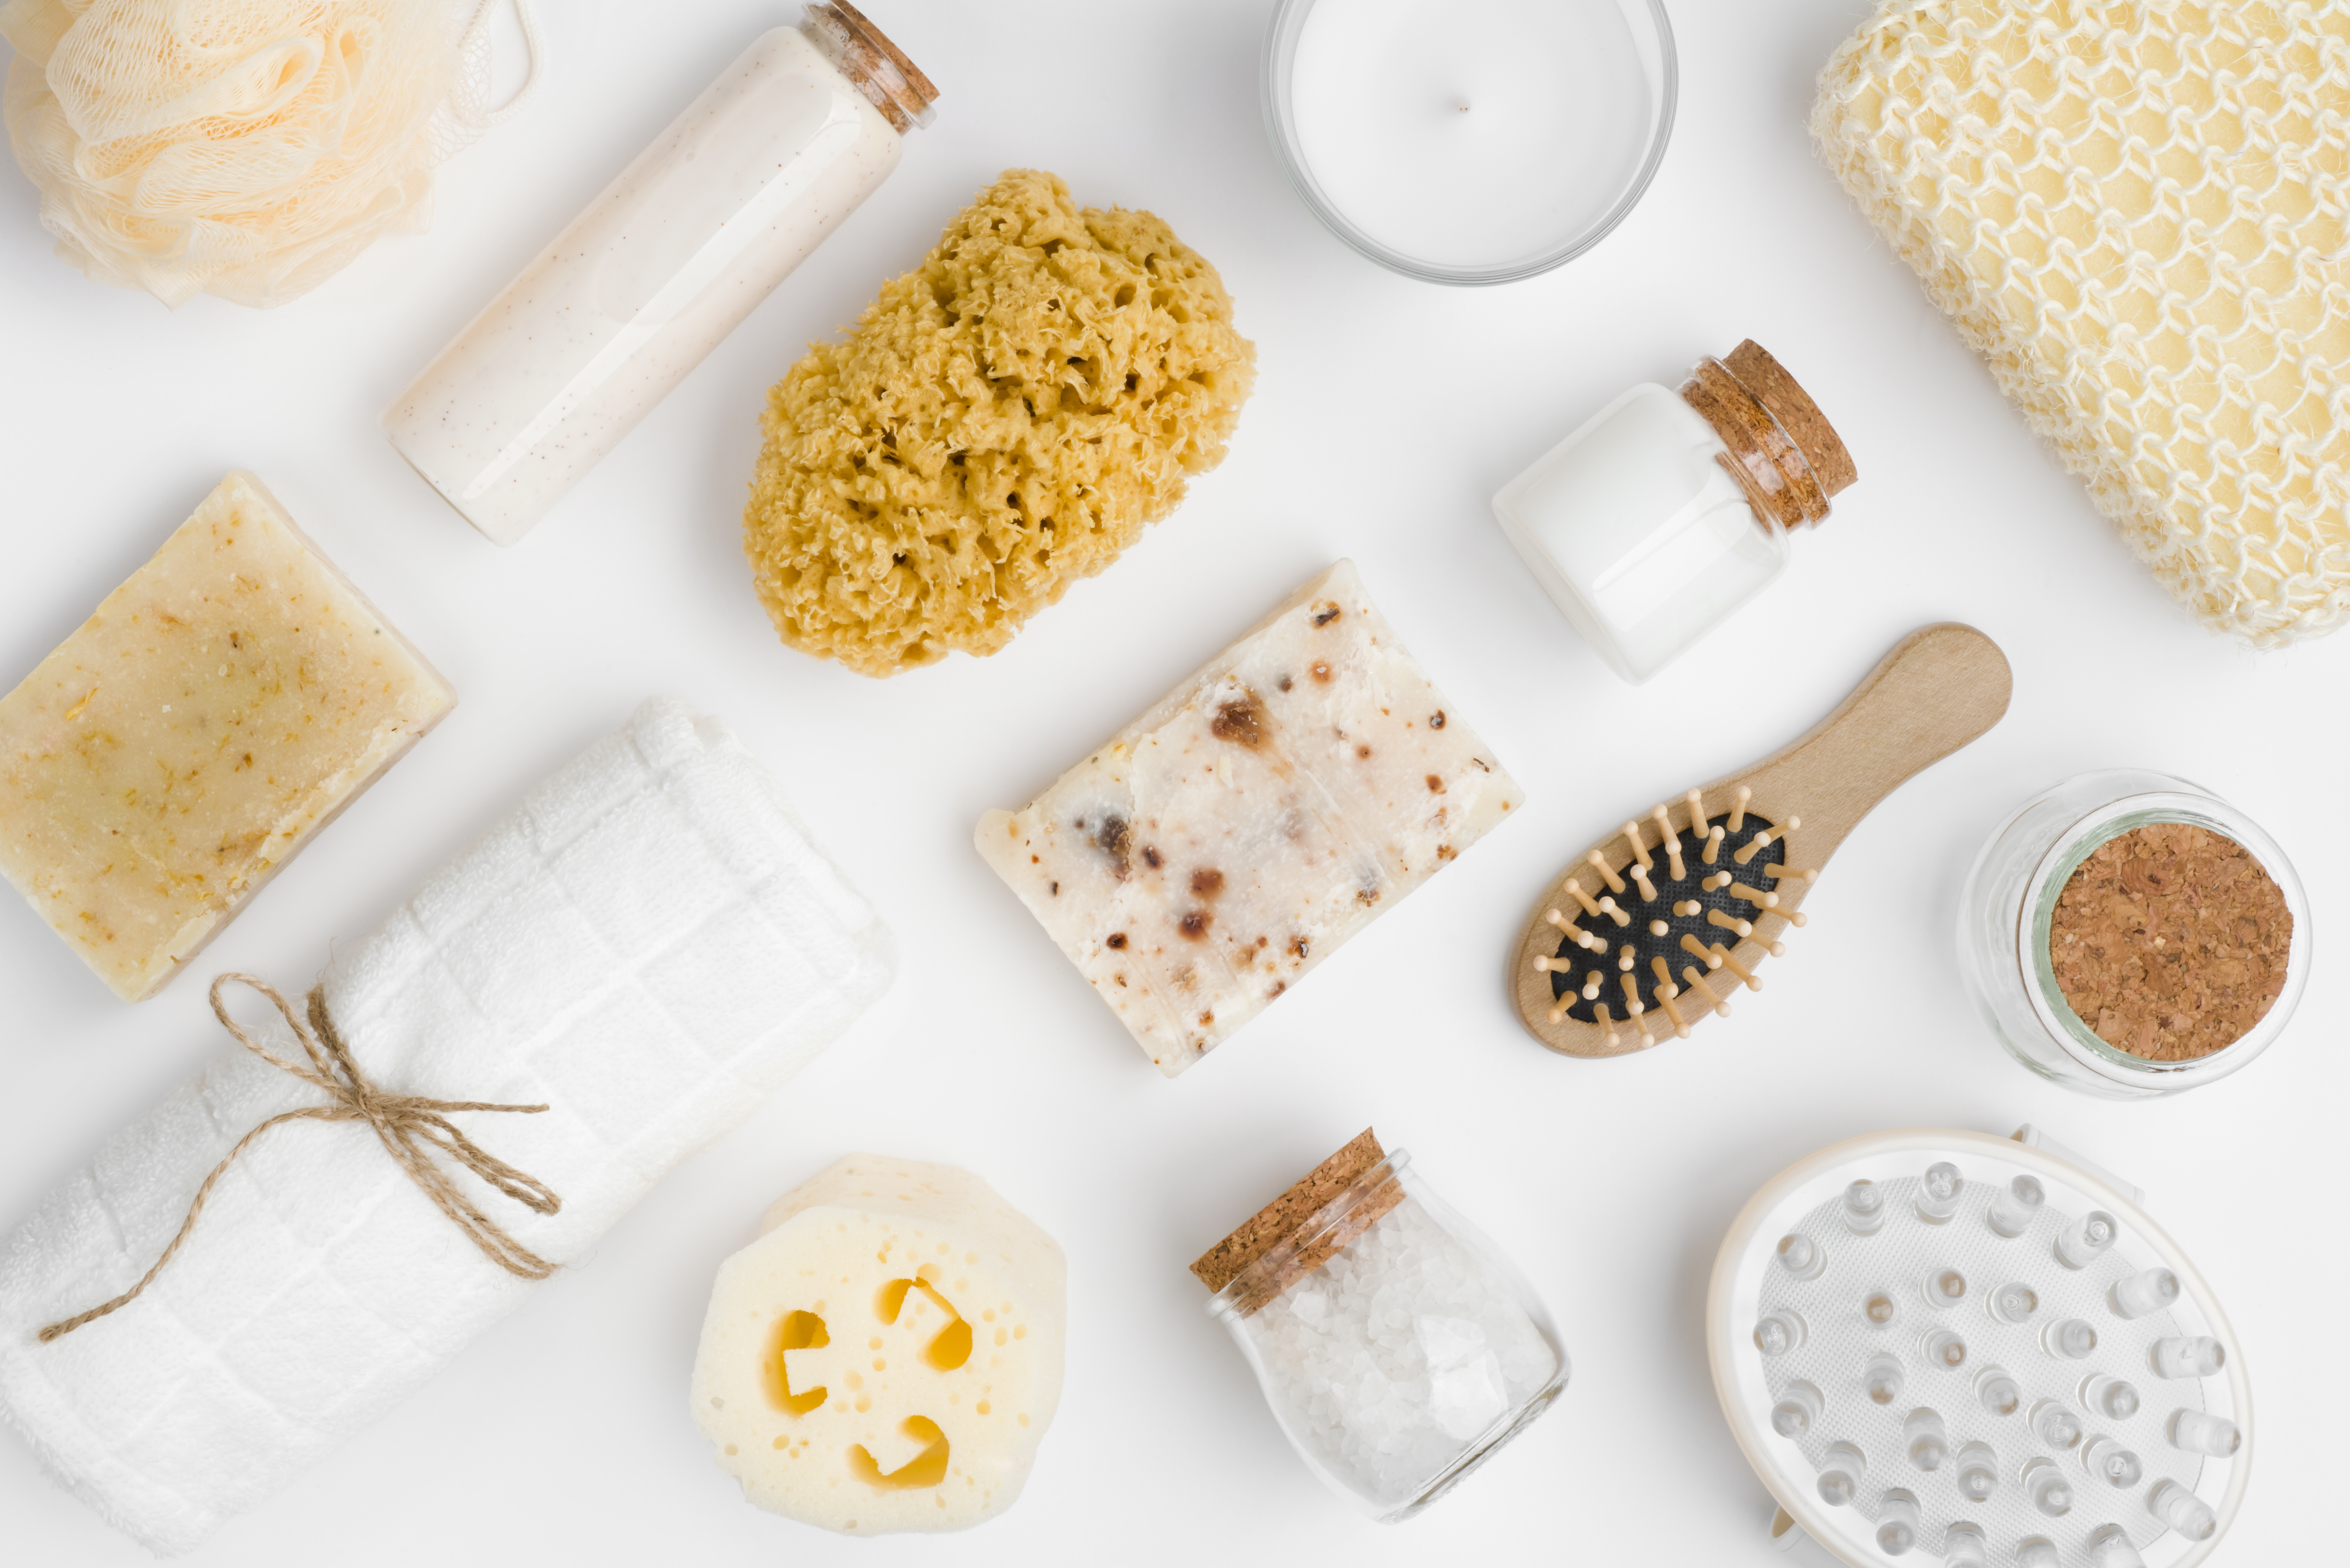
top-left (1548, 813), bottom-right (1785, 1022)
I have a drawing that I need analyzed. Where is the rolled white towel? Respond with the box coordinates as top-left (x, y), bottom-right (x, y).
top-left (0, 698), bottom-right (896, 1554)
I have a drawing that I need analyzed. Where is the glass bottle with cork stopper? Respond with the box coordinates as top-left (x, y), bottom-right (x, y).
top-left (1191, 1129), bottom-right (1566, 1520)
top-left (383, 2), bottom-right (939, 547)
top-left (1492, 340), bottom-right (1858, 683)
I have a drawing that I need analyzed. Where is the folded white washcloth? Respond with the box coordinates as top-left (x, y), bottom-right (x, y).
top-left (0, 698), bottom-right (896, 1554)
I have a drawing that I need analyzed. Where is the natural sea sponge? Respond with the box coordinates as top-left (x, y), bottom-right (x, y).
top-left (744, 169), bottom-right (1255, 678)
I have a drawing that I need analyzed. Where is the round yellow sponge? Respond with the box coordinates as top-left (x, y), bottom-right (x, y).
top-left (743, 169), bottom-right (1255, 677)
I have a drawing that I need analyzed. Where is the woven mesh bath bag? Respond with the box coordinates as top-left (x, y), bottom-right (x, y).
top-left (0, 0), bottom-right (540, 307)
top-left (1815, 1), bottom-right (2350, 645)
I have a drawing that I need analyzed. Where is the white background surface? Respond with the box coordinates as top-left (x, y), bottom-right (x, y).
top-left (0, 1), bottom-right (2336, 1563)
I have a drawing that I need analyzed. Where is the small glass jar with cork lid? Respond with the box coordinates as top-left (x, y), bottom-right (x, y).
top-left (1191, 1130), bottom-right (1567, 1520)
top-left (1957, 770), bottom-right (2308, 1098)
top-left (1492, 340), bottom-right (1857, 683)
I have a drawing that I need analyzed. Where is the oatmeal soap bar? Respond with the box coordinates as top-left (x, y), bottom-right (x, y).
top-left (693, 1155), bottom-right (1065, 1534)
top-left (977, 561), bottom-right (1518, 1075)
top-left (0, 473), bottom-right (453, 1000)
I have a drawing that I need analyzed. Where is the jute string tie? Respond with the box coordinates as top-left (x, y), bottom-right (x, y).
top-left (39, 974), bottom-right (562, 1344)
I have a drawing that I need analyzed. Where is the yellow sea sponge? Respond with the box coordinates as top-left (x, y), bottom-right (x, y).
top-left (744, 169), bottom-right (1255, 677)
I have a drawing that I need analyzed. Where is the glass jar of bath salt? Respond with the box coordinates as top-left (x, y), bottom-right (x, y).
top-left (1191, 1130), bottom-right (1566, 1520)
top-left (1492, 340), bottom-right (1856, 683)
top-left (383, 3), bottom-right (936, 546)
top-left (1957, 771), bottom-right (2308, 1099)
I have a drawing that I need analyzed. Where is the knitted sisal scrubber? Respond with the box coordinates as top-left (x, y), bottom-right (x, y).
top-left (1815, 1), bottom-right (2350, 646)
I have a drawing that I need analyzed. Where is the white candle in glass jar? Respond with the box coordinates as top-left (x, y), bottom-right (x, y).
top-left (1279, 0), bottom-right (1667, 277)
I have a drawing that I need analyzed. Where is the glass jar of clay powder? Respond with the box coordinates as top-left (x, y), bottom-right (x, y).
top-left (1958, 771), bottom-right (2308, 1099)
top-left (1191, 1130), bottom-right (1566, 1520)
top-left (1492, 340), bottom-right (1856, 684)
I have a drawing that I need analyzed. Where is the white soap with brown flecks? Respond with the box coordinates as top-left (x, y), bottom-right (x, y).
top-left (975, 560), bottom-right (1520, 1075)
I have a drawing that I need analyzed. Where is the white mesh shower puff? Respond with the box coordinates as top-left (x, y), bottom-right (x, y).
top-left (0, 0), bottom-right (543, 308)
top-left (1815, 2), bottom-right (2350, 647)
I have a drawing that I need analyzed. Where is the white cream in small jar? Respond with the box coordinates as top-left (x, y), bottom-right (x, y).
top-left (384, 4), bottom-right (935, 545)
top-left (1492, 341), bottom-right (1856, 683)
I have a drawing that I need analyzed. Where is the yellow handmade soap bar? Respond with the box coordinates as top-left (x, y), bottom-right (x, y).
top-left (0, 473), bottom-right (455, 1000)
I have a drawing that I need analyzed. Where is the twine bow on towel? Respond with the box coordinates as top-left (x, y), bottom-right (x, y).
top-left (39, 974), bottom-right (562, 1344)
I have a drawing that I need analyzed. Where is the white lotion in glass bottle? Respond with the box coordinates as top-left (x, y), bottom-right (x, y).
top-left (384, 4), bottom-right (936, 546)
top-left (1492, 340), bottom-right (1854, 682)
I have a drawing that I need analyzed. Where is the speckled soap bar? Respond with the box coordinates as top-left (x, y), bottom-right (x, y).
top-left (976, 561), bottom-right (1519, 1075)
top-left (0, 473), bottom-right (455, 1000)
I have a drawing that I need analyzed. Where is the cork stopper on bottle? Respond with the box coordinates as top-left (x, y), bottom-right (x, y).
top-left (1190, 1129), bottom-right (1407, 1316)
top-left (1678, 340), bottom-right (1856, 530)
top-left (805, 2), bottom-right (939, 133)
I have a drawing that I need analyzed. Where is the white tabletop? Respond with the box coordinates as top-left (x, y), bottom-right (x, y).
top-left (0, 2), bottom-right (2335, 1563)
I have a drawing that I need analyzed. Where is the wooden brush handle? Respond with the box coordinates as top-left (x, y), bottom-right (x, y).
top-left (1722, 623), bottom-right (2012, 863)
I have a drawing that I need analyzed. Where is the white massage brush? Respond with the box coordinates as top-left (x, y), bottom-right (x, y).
top-left (1708, 1128), bottom-right (2248, 1568)
top-left (1510, 624), bottom-right (2011, 1056)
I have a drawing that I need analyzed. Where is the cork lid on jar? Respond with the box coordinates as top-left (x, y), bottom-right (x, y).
top-left (1679, 340), bottom-right (1857, 530)
top-left (1190, 1128), bottom-right (1405, 1317)
top-left (807, 1), bottom-right (939, 132)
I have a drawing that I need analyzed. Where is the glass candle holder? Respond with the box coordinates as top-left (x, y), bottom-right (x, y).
top-left (1199, 1136), bottom-right (1566, 1520)
top-left (1262, 0), bottom-right (1675, 284)
top-left (1957, 771), bottom-right (2308, 1098)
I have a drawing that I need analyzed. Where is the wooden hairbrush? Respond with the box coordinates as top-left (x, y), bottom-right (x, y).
top-left (1511, 623), bottom-right (2012, 1057)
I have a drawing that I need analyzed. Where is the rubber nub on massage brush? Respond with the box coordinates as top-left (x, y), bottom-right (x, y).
top-left (2148, 1478), bottom-right (2219, 1542)
top-left (1987, 1175), bottom-right (2044, 1238)
top-left (1863, 1352), bottom-right (1905, 1406)
top-left (1914, 1161), bottom-right (1963, 1223)
top-left (2042, 1317), bottom-right (2098, 1359)
top-left (1920, 1265), bottom-right (1966, 1309)
top-left (2081, 1372), bottom-right (2140, 1421)
top-left (2170, 1408), bottom-right (2241, 1456)
top-left (2080, 1433), bottom-right (2142, 1488)
top-left (1770, 1379), bottom-right (1824, 1437)
top-left (2057, 1210), bottom-right (2120, 1269)
top-left (2022, 1455), bottom-right (2074, 1516)
top-left (1774, 1232), bottom-right (1826, 1281)
top-left (1862, 1287), bottom-right (1898, 1327)
top-left (1875, 1489), bottom-right (1921, 1556)
top-left (1816, 1440), bottom-right (1866, 1506)
top-left (1903, 1407), bottom-right (1948, 1470)
top-left (1973, 1364), bottom-right (2021, 1417)
top-left (1919, 1327), bottom-right (1966, 1370)
top-left (2087, 1523), bottom-right (2148, 1568)
top-left (1753, 1308), bottom-right (1807, 1356)
top-left (2111, 1266), bottom-right (2180, 1319)
top-left (2029, 1398), bottom-right (2083, 1449)
top-left (2152, 1334), bottom-right (2225, 1379)
top-left (1880, 1495), bottom-right (1917, 1561)
top-left (1841, 1179), bottom-right (1884, 1235)
top-left (1943, 1521), bottom-right (1989, 1567)
top-left (1954, 1440), bottom-right (1998, 1501)
top-left (2016, 1537), bottom-right (2059, 1568)
top-left (1989, 1281), bottom-right (2039, 1324)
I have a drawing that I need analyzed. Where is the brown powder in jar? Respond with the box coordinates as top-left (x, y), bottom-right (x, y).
top-left (2049, 823), bottom-right (2292, 1060)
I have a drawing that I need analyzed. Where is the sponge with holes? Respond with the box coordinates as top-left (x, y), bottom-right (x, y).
top-left (742, 168), bottom-right (1255, 677)
top-left (690, 1155), bottom-right (1066, 1534)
